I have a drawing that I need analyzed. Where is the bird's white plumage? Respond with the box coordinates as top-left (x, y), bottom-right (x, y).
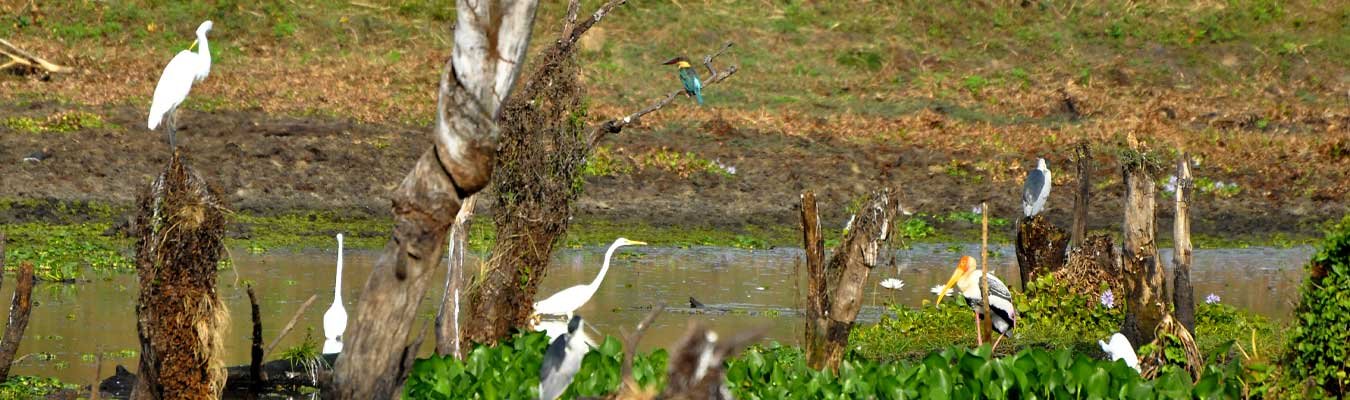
top-left (1022, 158), bottom-right (1052, 217)
top-left (323, 233), bottom-right (347, 354)
top-left (1100, 333), bottom-right (1140, 373)
top-left (533, 238), bottom-right (645, 318)
top-left (148, 21), bottom-right (212, 135)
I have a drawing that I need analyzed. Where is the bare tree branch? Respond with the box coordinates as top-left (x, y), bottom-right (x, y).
top-left (559, 0), bottom-right (582, 44)
top-left (590, 42), bottom-right (737, 147)
top-left (263, 294), bottom-right (319, 358)
top-left (562, 0), bottom-right (627, 49)
top-left (618, 303), bottom-right (665, 393)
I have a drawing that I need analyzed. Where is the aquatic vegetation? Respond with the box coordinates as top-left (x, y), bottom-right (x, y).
top-left (0, 376), bottom-right (75, 398)
top-left (581, 145), bottom-right (632, 178)
top-left (1285, 215), bottom-right (1350, 396)
top-left (3, 222), bottom-right (133, 281)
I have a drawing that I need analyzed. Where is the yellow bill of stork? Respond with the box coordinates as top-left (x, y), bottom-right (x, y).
top-left (934, 255), bottom-right (1018, 351)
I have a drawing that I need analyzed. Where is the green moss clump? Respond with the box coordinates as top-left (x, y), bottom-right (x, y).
top-left (1285, 215), bottom-right (1350, 396)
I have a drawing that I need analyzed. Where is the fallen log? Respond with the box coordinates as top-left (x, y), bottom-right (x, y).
top-left (0, 38), bottom-right (71, 76)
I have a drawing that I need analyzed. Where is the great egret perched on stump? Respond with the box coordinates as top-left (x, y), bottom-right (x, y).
top-left (935, 256), bottom-right (1018, 350)
top-left (534, 238), bottom-right (646, 319)
top-left (148, 20), bottom-right (213, 150)
top-left (1100, 332), bottom-right (1141, 373)
top-left (322, 233), bottom-right (347, 354)
top-left (539, 315), bottom-right (591, 400)
top-left (1022, 158), bottom-right (1052, 217)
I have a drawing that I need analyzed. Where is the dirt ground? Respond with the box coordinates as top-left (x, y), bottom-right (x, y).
top-left (2, 100), bottom-right (1343, 240)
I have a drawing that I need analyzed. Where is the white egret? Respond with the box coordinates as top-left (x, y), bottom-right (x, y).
top-left (322, 233), bottom-right (347, 354)
top-left (148, 20), bottom-right (213, 150)
top-left (935, 256), bottom-right (1018, 351)
top-left (1022, 158), bottom-right (1052, 217)
top-left (1099, 333), bottom-right (1141, 373)
top-left (538, 315), bottom-right (591, 400)
top-left (533, 238), bottom-right (646, 318)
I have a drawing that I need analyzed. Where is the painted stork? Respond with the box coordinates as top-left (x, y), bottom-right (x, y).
top-left (934, 256), bottom-right (1018, 350)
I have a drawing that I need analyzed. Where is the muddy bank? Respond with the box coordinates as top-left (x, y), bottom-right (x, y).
top-left (1, 102), bottom-right (1343, 239)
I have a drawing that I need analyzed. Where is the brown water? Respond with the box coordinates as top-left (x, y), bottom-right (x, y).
top-left (1, 244), bottom-right (1311, 387)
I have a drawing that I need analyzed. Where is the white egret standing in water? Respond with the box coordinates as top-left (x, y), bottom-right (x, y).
top-left (935, 256), bottom-right (1018, 351)
top-left (534, 238), bottom-right (646, 319)
top-left (323, 233), bottom-right (347, 353)
top-left (1100, 333), bottom-right (1141, 373)
top-left (148, 20), bottom-right (213, 150)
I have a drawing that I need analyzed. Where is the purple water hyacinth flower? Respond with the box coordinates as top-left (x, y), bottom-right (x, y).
top-left (1205, 293), bottom-right (1221, 304)
top-left (1100, 290), bottom-right (1115, 309)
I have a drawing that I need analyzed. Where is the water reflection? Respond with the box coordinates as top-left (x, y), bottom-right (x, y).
top-left (1, 244), bottom-right (1311, 387)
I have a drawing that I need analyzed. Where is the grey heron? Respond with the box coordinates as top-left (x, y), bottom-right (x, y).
top-left (1099, 332), bottom-right (1140, 373)
top-left (322, 233), bottom-right (347, 354)
top-left (539, 315), bottom-right (591, 400)
top-left (1022, 158), bottom-right (1052, 217)
top-left (534, 238), bottom-right (646, 319)
top-left (935, 256), bottom-right (1018, 351)
top-left (148, 20), bottom-right (213, 150)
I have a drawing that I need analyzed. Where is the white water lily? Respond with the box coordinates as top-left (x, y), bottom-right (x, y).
top-left (880, 278), bottom-right (904, 290)
top-left (930, 285), bottom-right (956, 297)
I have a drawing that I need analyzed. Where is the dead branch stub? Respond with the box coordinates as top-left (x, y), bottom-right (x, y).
top-left (0, 261), bottom-right (35, 382)
top-left (329, 0), bottom-right (540, 397)
top-left (1015, 214), bottom-right (1069, 290)
top-left (1070, 142), bottom-right (1092, 249)
top-left (1171, 154), bottom-right (1196, 334)
top-left (132, 153), bottom-right (230, 399)
top-left (436, 195), bottom-right (477, 357)
top-left (1119, 135), bottom-right (1167, 346)
top-left (247, 285), bottom-right (264, 395)
top-left (804, 188), bottom-right (901, 371)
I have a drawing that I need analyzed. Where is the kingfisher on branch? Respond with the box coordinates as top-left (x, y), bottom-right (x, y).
top-left (662, 56), bottom-right (704, 106)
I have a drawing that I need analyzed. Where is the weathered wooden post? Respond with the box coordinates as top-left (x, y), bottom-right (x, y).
top-left (1119, 135), bottom-right (1167, 345)
top-left (803, 188), bottom-right (901, 370)
top-left (1070, 142), bottom-right (1091, 248)
top-left (1171, 154), bottom-right (1196, 334)
top-left (979, 202), bottom-right (994, 344)
top-left (132, 154), bottom-right (230, 399)
top-left (0, 252), bottom-right (36, 382)
top-left (800, 192), bottom-right (827, 367)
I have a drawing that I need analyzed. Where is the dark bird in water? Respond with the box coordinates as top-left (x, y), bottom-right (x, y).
top-left (935, 256), bottom-right (1018, 351)
top-left (23, 147), bottom-right (52, 163)
top-left (689, 296), bottom-right (706, 309)
top-left (662, 56), bottom-right (704, 106)
top-left (539, 315), bottom-right (591, 400)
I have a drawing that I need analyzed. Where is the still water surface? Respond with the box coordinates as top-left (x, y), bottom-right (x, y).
top-left (2, 244), bottom-right (1311, 386)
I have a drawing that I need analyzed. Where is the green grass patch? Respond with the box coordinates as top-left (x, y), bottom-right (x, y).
top-left (1, 111), bottom-right (111, 134)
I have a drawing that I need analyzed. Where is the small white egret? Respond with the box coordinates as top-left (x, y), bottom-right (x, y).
top-left (1022, 158), bottom-right (1052, 217)
top-left (1100, 333), bottom-right (1141, 373)
top-left (148, 20), bottom-right (213, 150)
top-left (322, 233), bottom-right (347, 354)
top-left (538, 315), bottom-right (591, 400)
top-left (935, 256), bottom-right (1018, 351)
top-left (533, 238), bottom-right (646, 318)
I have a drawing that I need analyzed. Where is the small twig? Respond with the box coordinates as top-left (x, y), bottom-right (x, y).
top-left (619, 303), bottom-right (665, 391)
top-left (263, 294), bottom-right (319, 358)
top-left (562, 0), bottom-right (627, 48)
top-left (980, 201), bottom-right (992, 344)
top-left (589, 42), bottom-right (738, 147)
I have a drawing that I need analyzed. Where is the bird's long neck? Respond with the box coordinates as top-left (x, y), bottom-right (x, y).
top-left (195, 31), bottom-right (211, 77)
top-left (334, 238), bottom-right (344, 303)
top-left (588, 242), bottom-right (621, 291)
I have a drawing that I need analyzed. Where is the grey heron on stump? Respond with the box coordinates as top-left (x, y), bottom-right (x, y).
top-left (935, 256), bottom-right (1018, 351)
top-left (148, 21), bottom-right (213, 151)
top-left (539, 315), bottom-right (591, 400)
top-left (1022, 158), bottom-right (1052, 217)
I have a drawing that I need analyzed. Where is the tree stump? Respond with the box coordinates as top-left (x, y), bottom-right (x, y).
top-left (1119, 137), bottom-right (1166, 346)
top-left (1015, 214), bottom-right (1069, 291)
top-left (132, 153), bottom-right (229, 399)
top-left (1053, 232), bottom-right (1123, 297)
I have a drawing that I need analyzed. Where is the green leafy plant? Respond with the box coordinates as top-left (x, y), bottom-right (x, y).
top-left (0, 376), bottom-right (75, 398)
top-left (898, 217), bottom-right (935, 241)
top-left (1285, 215), bottom-right (1350, 396)
top-left (582, 145), bottom-right (632, 178)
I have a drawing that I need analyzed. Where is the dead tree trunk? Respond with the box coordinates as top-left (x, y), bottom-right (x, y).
top-left (246, 285), bottom-right (263, 396)
top-left (461, 0), bottom-right (738, 349)
top-left (0, 261), bottom-right (35, 382)
top-left (436, 195), bottom-right (476, 357)
top-left (804, 188), bottom-right (901, 371)
top-left (1119, 135), bottom-right (1166, 346)
top-left (1070, 142), bottom-right (1091, 248)
top-left (800, 192), bottom-right (827, 368)
top-left (1171, 154), bottom-right (1196, 335)
top-left (1015, 215), bottom-right (1069, 290)
top-left (330, 1), bottom-right (540, 397)
top-left (132, 153), bottom-right (230, 399)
